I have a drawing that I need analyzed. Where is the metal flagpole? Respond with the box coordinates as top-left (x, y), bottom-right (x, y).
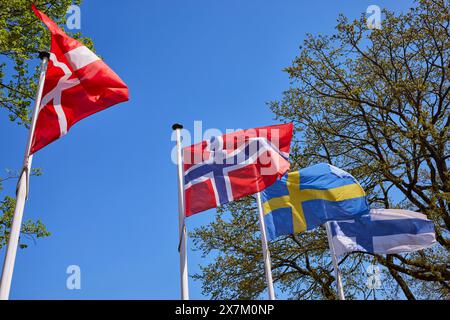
top-left (0, 52), bottom-right (50, 300)
top-left (325, 221), bottom-right (346, 300)
top-left (172, 123), bottom-right (189, 300)
top-left (255, 192), bottom-right (276, 300)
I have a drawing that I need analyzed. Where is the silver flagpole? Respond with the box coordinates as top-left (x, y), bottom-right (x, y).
top-left (172, 123), bottom-right (189, 300)
top-left (256, 192), bottom-right (276, 300)
top-left (325, 221), bottom-right (345, 300)
top-left (0, 52), bottom-right (50, 300)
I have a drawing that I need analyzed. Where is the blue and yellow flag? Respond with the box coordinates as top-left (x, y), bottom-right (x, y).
top-left (261, 163), bottom-right (369, 240)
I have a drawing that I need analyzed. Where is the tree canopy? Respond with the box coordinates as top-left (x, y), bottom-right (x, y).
top-left (192, 0), bottom-right (450, 300)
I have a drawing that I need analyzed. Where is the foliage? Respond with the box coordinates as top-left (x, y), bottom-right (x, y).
top-left (0, 195), bottom-right (50, 249)
top-left (192, 0), bottom-right (450, 300)
top-left (0, 169), bottom-right (49, 249)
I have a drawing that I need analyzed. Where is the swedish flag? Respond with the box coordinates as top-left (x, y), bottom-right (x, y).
top-left (261, 163), bottom-right (369, 240)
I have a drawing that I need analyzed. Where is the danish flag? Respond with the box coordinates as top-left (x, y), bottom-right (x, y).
top-left (183, 123), bottom-right (293, 216)
top-left (30, 5), bottom-right (129, 154)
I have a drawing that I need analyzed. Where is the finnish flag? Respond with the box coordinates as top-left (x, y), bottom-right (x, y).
top-left (330, 209), bottom-right (436, 256)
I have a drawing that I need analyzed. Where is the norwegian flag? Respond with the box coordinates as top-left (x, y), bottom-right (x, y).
top-left (30, 5), bottom-right (129, 154)
top-left (183, 123), bottom-right (293, 216)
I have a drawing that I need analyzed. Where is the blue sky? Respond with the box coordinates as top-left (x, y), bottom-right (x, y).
top-left (0, 0), bottom-right (415, 299)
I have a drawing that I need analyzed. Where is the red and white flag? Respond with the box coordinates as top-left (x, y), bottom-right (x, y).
top-left (183, 123), bottom-right (293, 216)
top-left (30, 5), bottom-right (129, 154)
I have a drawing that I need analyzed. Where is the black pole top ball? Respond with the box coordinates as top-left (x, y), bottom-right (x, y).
top-left (172, 123), bottom-right (183, 130)
top-left (38, 51), bottom-right (50, 60)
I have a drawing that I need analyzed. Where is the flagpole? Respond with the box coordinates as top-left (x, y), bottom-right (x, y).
top-left (0, 52), bottom-right (49, 300)
top-left (172, 123), bottom-right (189, 300)
top-left (325, 221), bottom-right (345, 300)
top-left (255, 192), bottom-right (276, 300)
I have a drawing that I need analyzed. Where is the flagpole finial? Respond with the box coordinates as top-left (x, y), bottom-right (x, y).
top-left (38, 51), bottom-right (50, 60)
top-left (172, 123), bottom-right (183, 130)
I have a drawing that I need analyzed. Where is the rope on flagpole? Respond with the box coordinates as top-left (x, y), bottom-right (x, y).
top-left (173, 123), bottom-right (189, 300)
top-left (15, 165), bottom-right (29, 200)
top-left (0, 52), bottom-right (49, 300)
top-left (177, 224), bottom-right (186, 253)
top-left (325, 221), bottom-right (346, 300)
top-left (256, 192), bottom-right (276, 300)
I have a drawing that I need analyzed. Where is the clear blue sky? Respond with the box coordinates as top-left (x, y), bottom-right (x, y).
top-left (0, 0), bottom-right (415, 299)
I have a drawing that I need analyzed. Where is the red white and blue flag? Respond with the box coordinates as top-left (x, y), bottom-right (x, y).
top-left (183, 123), bottom-right (293, 216)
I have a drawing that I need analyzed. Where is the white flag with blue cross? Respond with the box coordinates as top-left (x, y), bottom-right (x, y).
top-left (330, 208), bottom-right (436, 256)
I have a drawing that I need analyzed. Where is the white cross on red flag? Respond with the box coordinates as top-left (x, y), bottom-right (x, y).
top-left (30, 5), bottom-right (129, 154)
top-left (183, 123), bottom-right (293, 216)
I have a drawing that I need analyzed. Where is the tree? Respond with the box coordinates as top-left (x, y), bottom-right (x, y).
top-left (192, 0), bottom-right (450, 300)
top-left (0, 169), bottom-right (50, 249)
top-left (0, 1), bottom-right (92, 248)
